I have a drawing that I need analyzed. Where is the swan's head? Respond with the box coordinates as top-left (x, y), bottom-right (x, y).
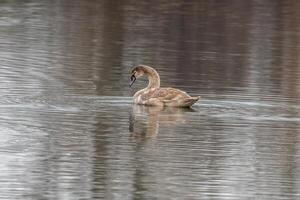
top-left (130, 65), bottom-right (146, 87)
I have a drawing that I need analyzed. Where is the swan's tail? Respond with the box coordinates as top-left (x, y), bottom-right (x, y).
top-left (163, 96), bottom-right (200, 107)
top-left (180, 96), bottom-right (200, 107)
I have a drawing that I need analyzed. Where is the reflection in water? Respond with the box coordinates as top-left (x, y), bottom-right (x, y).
top-left (129, 105), bottom-right (193, 140)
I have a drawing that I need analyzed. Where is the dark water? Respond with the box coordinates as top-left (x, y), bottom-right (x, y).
top-left (0, 0), bottom-right (300, 199)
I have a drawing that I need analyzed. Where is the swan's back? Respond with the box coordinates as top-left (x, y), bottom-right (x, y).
top-left (135, 87), bottom-right (200, 107)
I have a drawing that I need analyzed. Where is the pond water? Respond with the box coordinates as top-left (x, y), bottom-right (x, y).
top-left (0, 0), bottom-right (300, 199)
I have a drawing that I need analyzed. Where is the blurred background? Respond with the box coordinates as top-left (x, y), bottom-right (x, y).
top-left (0, 0), bottom-right (299, 100)
top-left (0, 1), bottom-right (299, 199)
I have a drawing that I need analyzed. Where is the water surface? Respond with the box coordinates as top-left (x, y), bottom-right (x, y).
top-left (0, 1), bottom-right (300, 199)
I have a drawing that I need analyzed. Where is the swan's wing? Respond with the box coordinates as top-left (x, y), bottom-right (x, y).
top-left (150, 88), bottom-right (190, 100)
top-left (138, 88), bottom-right (199, 107)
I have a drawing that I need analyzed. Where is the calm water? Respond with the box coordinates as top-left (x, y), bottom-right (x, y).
top-left (0, 1), bottom-right (300, 199)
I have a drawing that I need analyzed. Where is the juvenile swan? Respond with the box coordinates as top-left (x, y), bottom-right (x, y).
top-left (130, 65), bottom-right (200, 107)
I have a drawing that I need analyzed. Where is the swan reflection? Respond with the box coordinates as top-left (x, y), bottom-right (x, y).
top-left (129, 105), bottom-right (194, 140)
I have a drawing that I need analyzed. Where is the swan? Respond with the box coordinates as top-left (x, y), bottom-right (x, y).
top-left (130, 65), bottom-right (200, 107)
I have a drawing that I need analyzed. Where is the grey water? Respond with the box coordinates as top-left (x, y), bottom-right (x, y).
top-left (0, 0), bottom-right (300, 199)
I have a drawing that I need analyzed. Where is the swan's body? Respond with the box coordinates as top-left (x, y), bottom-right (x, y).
top-left (130, 65), bottom-right (200, 107)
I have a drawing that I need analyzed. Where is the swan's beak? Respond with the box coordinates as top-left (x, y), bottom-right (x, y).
top-left (129, 74), bottom-right (136, 87)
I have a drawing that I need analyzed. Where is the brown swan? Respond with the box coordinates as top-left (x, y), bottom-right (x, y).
top-left (130, 65), bottom-right (200, 107)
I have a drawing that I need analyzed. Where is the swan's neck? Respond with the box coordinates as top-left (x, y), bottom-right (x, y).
top-left (146, 68), bottom-right (160, 89)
